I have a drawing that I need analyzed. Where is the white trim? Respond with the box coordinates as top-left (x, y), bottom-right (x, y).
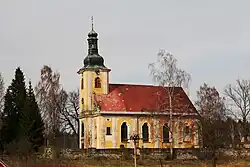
top-left (99, 111), bottom-right (197, 116)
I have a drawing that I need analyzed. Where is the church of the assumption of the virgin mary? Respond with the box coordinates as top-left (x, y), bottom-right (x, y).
top-left (77, 22), bottom-right (200, 150)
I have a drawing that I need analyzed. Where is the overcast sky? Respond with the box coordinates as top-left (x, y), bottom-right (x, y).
top-left (1, 0), bottom-right (250, 102)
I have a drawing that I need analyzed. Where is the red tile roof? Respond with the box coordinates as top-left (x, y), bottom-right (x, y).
top-left (94, 84), bottom-right (197, 114)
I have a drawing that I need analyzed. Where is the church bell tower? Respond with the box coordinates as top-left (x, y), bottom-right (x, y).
top-left (77, 17), bottom-right (111, 149)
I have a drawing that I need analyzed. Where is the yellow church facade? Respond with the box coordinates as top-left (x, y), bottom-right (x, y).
top-left (78, 25), bottom-right (200, 150)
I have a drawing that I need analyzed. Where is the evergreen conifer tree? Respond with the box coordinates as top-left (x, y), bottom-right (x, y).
top-left (23, 81), bottom-right (45, 152)
top-left (1, 67), bottom-right (26, 145)
top-left (1, 88), bottom-right (17, 145)
top-left (1, 67), bottom-right (45, 153)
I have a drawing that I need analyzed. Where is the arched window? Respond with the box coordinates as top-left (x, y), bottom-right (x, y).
top-left (121, 122), bottom-right (128, 142)
top-left (81, 122), bottom-right (84, 137)
top-left (163, 123), bottom-right (169, 142)
top-left (81, 78), bottom-right (84, 89)
top-left (142, 123), bottom-right (149, 142)
top-left (95, 77), bottom-right (101, 88)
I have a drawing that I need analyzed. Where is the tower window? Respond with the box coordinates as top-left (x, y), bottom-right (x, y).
top-left (81, 98), bottom-right (84, 104)
top-left (81, 78), bottom-right (84, 89)
top-left (95, 77), bottom-right (101, 88)
top-left (106, 127), bottom-right (111, 135)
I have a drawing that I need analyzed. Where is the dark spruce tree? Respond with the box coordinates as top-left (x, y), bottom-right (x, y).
top-left (1, 88), bottom-right (17, 146)
top-left (23, 81), bottom-right (45, 152)
top-left (1, 67), bottom-right (27, 146)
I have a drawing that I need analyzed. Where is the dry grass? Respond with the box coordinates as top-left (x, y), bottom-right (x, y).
top-left (2, 157), bottom-right (250, 167)
top-left (216, 160), bottom-right (250, 167)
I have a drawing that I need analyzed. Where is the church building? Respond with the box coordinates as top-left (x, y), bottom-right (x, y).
top-left (77, 23), bottom-right (200, 150)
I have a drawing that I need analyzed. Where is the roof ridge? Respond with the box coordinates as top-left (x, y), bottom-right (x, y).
top-left (110, 83), bottom-right (182, 88)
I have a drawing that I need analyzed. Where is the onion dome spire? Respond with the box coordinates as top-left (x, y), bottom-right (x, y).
top-left (83, 16), bottom-right (108, 69)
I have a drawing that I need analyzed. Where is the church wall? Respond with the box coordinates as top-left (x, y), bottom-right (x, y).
top-left (91, 115), bottom-right (200, 149)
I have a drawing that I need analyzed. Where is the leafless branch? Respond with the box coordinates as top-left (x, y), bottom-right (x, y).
top-left (148, 49), bottom-right (191, 91)
top-left (196, 83), bottom-right (226, 120)
top-left (58, 89), bottom-right (79, 135)
top-left (224, 79), bottom-right (250, 141)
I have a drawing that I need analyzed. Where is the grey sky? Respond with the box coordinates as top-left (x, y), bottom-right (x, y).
top-left (1, 0), bottom-right (250, 102)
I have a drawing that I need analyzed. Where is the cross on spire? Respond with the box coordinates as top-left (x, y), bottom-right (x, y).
top-left (91, 16), bottom-right (94, 30)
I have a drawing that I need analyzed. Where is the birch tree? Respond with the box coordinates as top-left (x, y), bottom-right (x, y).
top-left (35, 65), bottom-right (63, 145)
top-left (35, 66), bottom-right (79, 147)
top-left (224, 79), bottom-right (250, 142)
top-left (148, 49), bottom-right (191, 159)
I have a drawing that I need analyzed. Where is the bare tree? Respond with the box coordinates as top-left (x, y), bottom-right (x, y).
top-left (196, 83), bottom-right (226, 120)
top-left (59, 89), bottom-right (79, 135)
top-left (224, 79), bottom-right (250, 142)
top-left (148, 49), bottom-right (191, 159)
top-left (196, 83), bottom-right (230, 167)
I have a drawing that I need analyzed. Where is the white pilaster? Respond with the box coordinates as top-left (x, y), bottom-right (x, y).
top-left (79, 119), bottom-right (82, 149)
top-left (89, 118), bottom-right (92, 148)
top-left (133, 118), bottom-right (137, 132)
top-left (112, 117), bottom-right (117, 147)
top-left (103, 72), bottom-right (108, 94)
top-left (96, 117), bottom-right (100, 148)
top-left (127, 124), bottom-right (133, 148)
top-left (92, 118), bottom-right (96, 148)
top-left (100, 117), bottom-right (105, 148)
top-left (88, 72), bottom-right (92, 111)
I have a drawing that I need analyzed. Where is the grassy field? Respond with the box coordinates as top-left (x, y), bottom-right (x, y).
top-left (2, 158), bottom-right (250, 167)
